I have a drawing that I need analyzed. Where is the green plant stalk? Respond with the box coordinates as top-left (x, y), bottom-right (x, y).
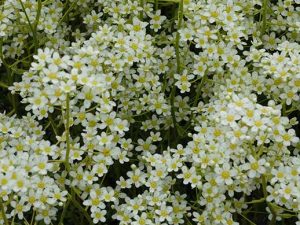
top-left (262, 175), bottom-right (277, 225)
top-left (0, 81), bottom-right (8, 89)
top-left (154, 0), bottom-right (158, 11)
top-left (1, 37), bottom-right (18, 115)
top-left (64, 93), bottom-right (71, 171)
top-left (282, 102), bottom-right (286, 116)
top-left (175, 0), bottom-right (183, 76)
top-left (0, 39), bottom-right (9, 68)
top-left (238, 212), bottom-right (256, 225)
top-left (18, 0), bottom-right (39, 52)
top-left (33, 0), bottom-right (42, 52)
top-left (35, 0), bottom-right (42, 33)
top-left (170, 0), bottom-right (184, 135)
top-left (58, 198), bottom-right (71, 225)
top-left (181, 73), bottom-right (207, 132)
top-left (57, 0), bottom-right (76, 27)
top-left (49, 115), bottom-right (59, 137)
top-left (147, 0), bottom-right (179, 3)
top-left (245, 197), bottom-right (266, 204)
top-left (139, 0), bottom-right (144, 20)
top-left (70, 190), bottom-right (94, 225)
top-left (8, 54), bottom-right (34, 68)
top-left (0, 200), bottom-right (8, 225)
top-left (261, 0), bottom-right (268, 37)
top-left (193, 73), bottom-right (207, 107)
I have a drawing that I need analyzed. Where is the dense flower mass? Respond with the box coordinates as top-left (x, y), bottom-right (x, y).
top-left (0, 0), bottom-right (299, 224)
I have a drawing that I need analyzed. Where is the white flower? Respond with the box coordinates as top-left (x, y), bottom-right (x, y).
top-left (215, 163), bottom-right (237, 185)
top-left (242, 156), bottom-right (266, 178)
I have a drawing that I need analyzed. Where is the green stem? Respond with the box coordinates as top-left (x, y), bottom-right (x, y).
top-left (64, 94), bottom-right (71, 171)
top-left (193, 73), bottom-right (207, 107)
top-left (0, 200), bottom-right (8, 225)
top-left (18, 0), bottom-right (38, 52)
top-left (30, 210), bottom-right (35, 225)
top-left (0, 81), bottom-right (8, 89)
top-left (58, 198), bottom-right (70, 225)
top-left (238, 212), bottom-right (256, 225)
top-left (175, 0), bottom-right (183, 75)
top-left (282, 102), bottom-right (286, 116)
top-left (69, 191), bottom-right (93, 225)
top-left (57, 1), bottom-right (76, 27)
top-left (154, 0), bottom-right (158, 11)
top-left (170, 0), bottom-right (184, 135)
top-left (260, 0), bottom-right (268, 37)
top-left (285, 107), bottom-right (297, 115)
top-left (262, 175), bottom-right (277, 225)
top-left (0, 38), bottom-right (10, 68)
top-left (139, 0), bottom-right (144, 20)
top-left (49, 115), bottom-right (59, 137)
top-left (33, 0), bottom-right (42, 52)
top-left (245, 197), bottom-right (266, 204)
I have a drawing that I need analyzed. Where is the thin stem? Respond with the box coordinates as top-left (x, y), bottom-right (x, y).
top-left (49, 115), bottom-right (59, 137)
top-left (30, 210), bottom-right (35, 225)
top-left (0, 38), bottom-right (9, 68)
top-left (238, 212), bottom-right (256, 225)
top-left (7, 109), bottom-right (15, 116)
top-left (175, 0), bottom-right (183, 75)
top-left (260, 0), bottom-right (268, 37)
top-left (58, 198), bottom-right (70, 225)
top-left (282, 102), bottom-right (286, 116)
top-left (139, 0), bottom-right (144, 20)
top-left (170, 0), bottom-right (184, 135)
top-left (69, 191), bottom-right (93, 225)
top-left (64, 93), bottom-right (71, 171)
top-left (262, 175), bottom-right (277, 225)
top-left (57, 1), bottom-right (76, 27)
top-left (154, 0), bottom-right (158, 11)
top-left (193, 73), bottom-right (207, 107)
top-left (0, 81), bottom-right (8, 89)
top-left (245, 197), bottom-right (266, 204)
top-left (33, 0), bottom-right (42, 52)
top-left (0, 200), bottom-right (8, 225)
top-left (18, 0), bottom-right (38, 51)
top-left (285, 107), bottom-right (297, 115)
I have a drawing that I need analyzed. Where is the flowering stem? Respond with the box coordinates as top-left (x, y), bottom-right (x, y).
top-left (49, 115), bottom-right (59, 137)
top-left (0, 39), bottom-right (18, 115)
top-left (175, 0), bottom-right (183, 75)
top-left (0, 81), bottom-right (8, 89)
top-left (262, 175), bottom-right (277, 225)
top-left (0, 200), bottom-right (8, 225)
top-left (64, 93), bottom-right (71, 171)
top-left (154, 0), bottom-right (158, 11)
top-left (30, 210), bottom-right (35, 225)
top-left (260, 0), bottom-right (268, 37)
top-left (193, 73), bottom-right (207, 107)
top-left (18, 0), bottom-right (39, 52)
top-left (139, 0), bottom-right (144, 20)
top-left (58, 197), bottom-right (70, 225)
top-left (69, 190), bottom-right (94, 225)
top-left (238, 212), bottom-right (256, 225)
top-left (57, 1), bottom-right (76, 27)
top-left (34, 0), bottom-right (42, 51)
top-left (170, 0), bottom-right (184, 135)
top-left (282, 102), bottom-right (286, 116)
top-left (245, 197), bottom-right (266, 204)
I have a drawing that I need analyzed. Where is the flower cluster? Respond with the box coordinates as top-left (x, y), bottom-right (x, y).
top-left (0, 113), bottom-right (66, 224)
top-left (0, 0), bottom-right (299, 224)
